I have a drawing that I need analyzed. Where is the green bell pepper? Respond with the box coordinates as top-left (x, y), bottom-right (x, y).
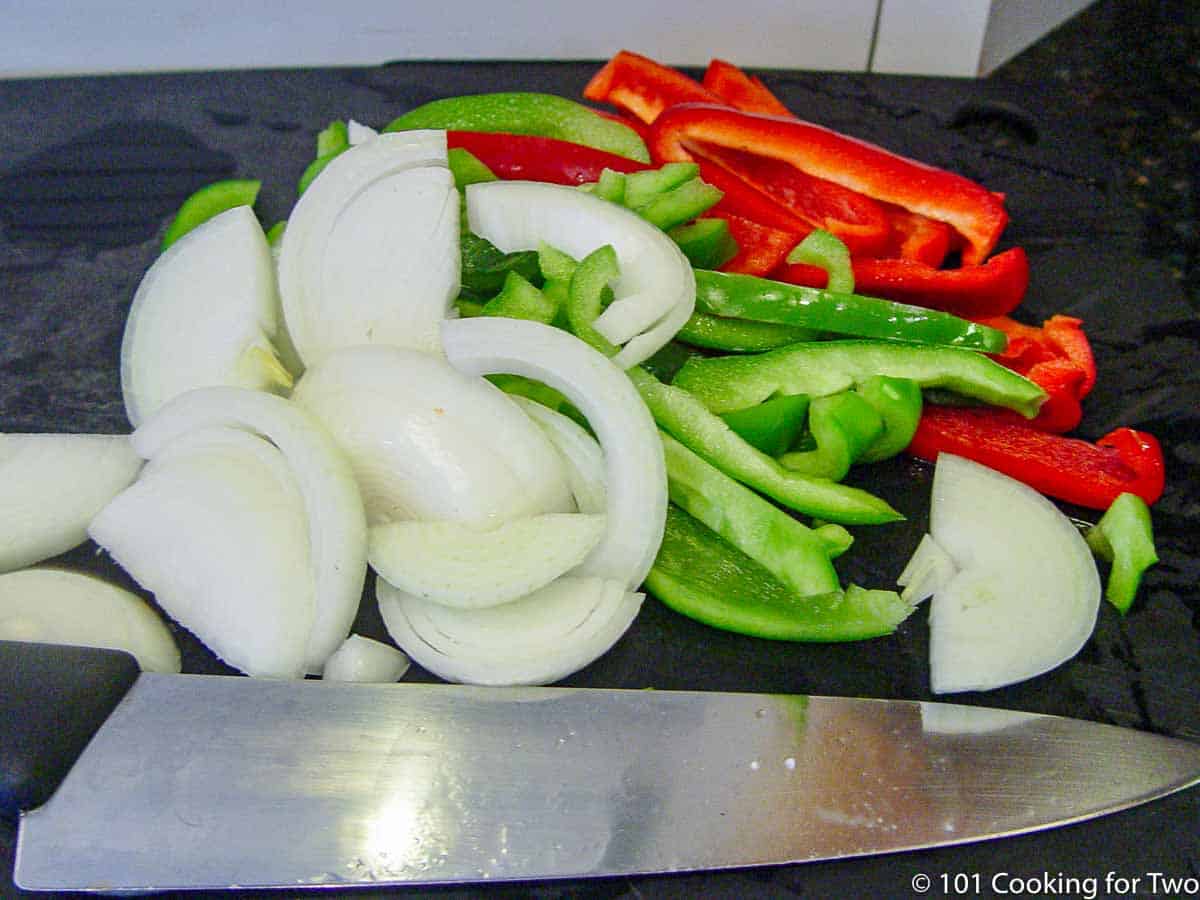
top-left (1086, 492), bottom-right (1159, 614)
top-left (661, 432), bottom-right (840, 597)
top-left (482, 271), bottom-right (558, 324)
top-left (692, 269), bottom-right (1008, 352)
top-left (447, 146), bottom-right (499, 189)
top-left (675, 311), bottom-right (814, 352)
top-left (384, 92), bottom-right (650, 163)
top-left (161, 178), bottom-right (261, 250)
top-left (787, 228), bottom-right (854, 293)
top-left (719, 393), bottom-right (810, 456)
top-left (566, 245), bottom-right (621, 357)
top-left (668, 218), bottom-right (739, 270)
top-left (778, 391), bottom-right (884, 480)
top-left (646, 505), bottom-right (914, 641)
top-left (855, 375), bottom-right (923, 463)
top-left (459, 231), bottom-right (542, 301)
top-left (297, 120), bottom-right (350, 195)
top-left (673, 339), bottom-right (1045, 418)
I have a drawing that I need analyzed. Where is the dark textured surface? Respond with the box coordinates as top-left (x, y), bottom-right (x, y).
top-left (1, 4), bottom-right (1198, 896)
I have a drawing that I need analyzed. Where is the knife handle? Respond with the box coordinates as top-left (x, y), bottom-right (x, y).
top-left (0, 640), bottom-right (140, 822)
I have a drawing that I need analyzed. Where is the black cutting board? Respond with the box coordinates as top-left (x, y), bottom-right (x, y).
top-left (1, 62), bottom-right (1198, 898)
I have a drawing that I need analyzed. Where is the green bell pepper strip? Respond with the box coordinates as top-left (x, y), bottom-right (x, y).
top-left (161, 178), bottom-right (261, 250)
top-left (675, 311), bottom-right (815, 352)
top-left (787, 228), bottom-right (854, 293)
top-left (692, 270), bottom-right (1008, 352)
top-left (566, 245), bottom-right (622, 357)
top-left (854, 375), bottom-right (923, 463)
top-left (620, 161), bottom-right (699, 207)
top-left (297, 120), bottom-right (351, 195)
top-left (778, 391), bottom-right (884, 480)
top-left (1085, 492), bottom-right (1159, 614)
top-left (719, 393), bottom-right (810, 456)
top-left (637, 177), bottom-right (724, 231)
top-left (384, 92), bottom-right (651, 163)
top-left (673, 339), bottom-right (1045, 418)
top-left (660, 432), bottom-right (840, 597)
top-left (482, 271), bottom-right (558, 324)
top-left (459, 231), bottom-right (542, 301)
top-left (813, 522), bottom-right (854, 559)
top-left (626, 366), bottom-right (902, 525)
top-left (265, 220), bottom-right (286, 248)
top-left (668, 218), bottom-right (739, 270)
top-left (646, 505), bottom-right (913, 641)
top-left (447, 146), bottom-right (499, 189)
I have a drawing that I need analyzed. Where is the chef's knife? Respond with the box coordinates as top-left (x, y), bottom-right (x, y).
top-left (4, 640), bottom-right (1199, 893)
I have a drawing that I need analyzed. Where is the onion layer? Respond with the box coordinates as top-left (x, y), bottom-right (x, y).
top-left (377, 575), bottom-right (642, 686)
top-left (0, 567), bottom-right (180, 673)
top-left (127, 386), bottom-right (367, 674)
top-left (0, 433), bottom-right (142, 573)
top-left (322, 634), bottom-right (410, 682)
top-left (442, 317), bottom-right (667, 590)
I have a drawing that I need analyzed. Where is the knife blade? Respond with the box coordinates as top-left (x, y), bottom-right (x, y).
top-left (4, 640), bottom-right (1199, 893)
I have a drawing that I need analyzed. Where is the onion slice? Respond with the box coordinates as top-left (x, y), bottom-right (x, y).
top-left (921, 453), bottom-right (1101, 694)
top-left (277, 130), bottom-right (459, 365)
top-left (377, 575), bottom-right (642, 686)
top-left (89, 426), bottom-right (314, 678)
top-left (896, 533), bottom-right (958, 606)
top-left (442, 317), bottom-right (667, 590)
top-left (512, 397), bottom-right (607, 515)
top-left (127, 386), bottom-right (367, 674)
top-left (369, 513), bottom-right (606, 609)
top-left (0, 433), bottom-right (142, 573)
top-left (322, 634), bottom-right (410, 682)
top-left (121, 205), bottom-right (293, 428)
top-left (291, 345), bottom-right (573, 526)
top-left (465, 180), bottom-right (695, 368)
top-left (0, 568), bottom-right (180, 673)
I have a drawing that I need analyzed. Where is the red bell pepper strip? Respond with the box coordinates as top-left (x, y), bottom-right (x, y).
top-left (583, 50), bottom-right (721, 125)
top-left (908, 406), bottom-right (1165, 509)
top-left (711, 213), bottom-right (799, 276)
top-left (649, 103), bottom-right (1009, 266)
top-left (446, 130), bottom-right (648, 186)
top-left (702, 58), bottom-right (795, 118)
top-left (686, 141), bottom-right (892, 256)
top-left (696, 157), bottom-right (816, 235)
top-left (980, 314), bottom-right (1097, 398)
top-left (772, 246), bottom-right (1029, 319)
top-left (882, 204), bottom-right (953, 266)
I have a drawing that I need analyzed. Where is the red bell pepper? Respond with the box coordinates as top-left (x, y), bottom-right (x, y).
top-left (687, 141), bottom-right (892, 256)
top-left (649, 103), bottom-right (1009, 266)
top-left (977, 314), bottom-right (1097, 433)
top-left (702, 58), bottom-right (794, 118)
top-left (772, 246), bottom-right (1029, 319)
top-left (583, 50), bottom-right (721, 125)
top-left (908, 406), bottom-right (1165, 509)
top-left (882, 204), bottom-right (953, 266)
top-left (711, 213), bottom-right (799, 276)
top-left (446, 130), bottom-right (648, 186)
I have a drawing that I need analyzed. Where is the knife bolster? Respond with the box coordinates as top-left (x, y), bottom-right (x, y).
top-left (0, 640), bottom-right (139, 822)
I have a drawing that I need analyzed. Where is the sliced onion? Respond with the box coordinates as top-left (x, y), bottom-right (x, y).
top-left (0, 568), bottom-right (180, 673)
top-left (121, 205), bottom-right (293, 428)
top-left (923, 453), bottom-right (1101, 694)
top-left (512, 396), bottom-right (607, 515)
top-left (369, 513), bottom-right (606, 609)
top-left (0, 433), bottom-right (142, 573)
top-left (127, 386), bottom-right (367, 674)
top-left (322, 634), bottom-right (410, 682)
top-left (896, 532), bottom-right (958, 606)
top-left (291, 344), bottom-right (574, 526)
top-left (89, 426), bottom-right (315, 678)
top-left (346, 120), bottom-right (379, 145)
top-left (277, 131), bottom-right (459, 365)
top-left (442, 317), bottom-right (667, 590)
top-left (377, 575), bottom-right (643, 686)
top-left (465, 180), bottom-right (695, 368)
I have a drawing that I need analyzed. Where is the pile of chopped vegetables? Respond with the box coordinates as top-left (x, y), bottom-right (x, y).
top-left (0, 51), bottom-right (1163, 693)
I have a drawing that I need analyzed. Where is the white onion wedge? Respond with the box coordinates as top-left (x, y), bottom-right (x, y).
top-left (121, 205), bottom-right (293, 428)
top-left (291, 345), bottom-right (574, 526)
top-left (0, 568), bottom-right (180, 673)
top-left (322, 634), bottom-right (410, 682)
top-left (0, 433), bottom-right (142, 573)
top-left (127, 386), bottom-right (367, 674)
top-left (465, 180), bottom-right (695, 368)
top-left (896, 533), bottom-right (958, 606)
top-left (512, 397), bottom-right (607, 515)
top-left (377, 576), bottom-right (643, 686)
top-left (89, 426), bottom-right (314, 678)
top-left (277, 131), bottom-right (459, 365)
top-left (369, 513), bottom-right (606, 609)
top-left (922, 453), bottom-right (1101, 694)
top-left (442, 317), bottom-right (667, 590)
